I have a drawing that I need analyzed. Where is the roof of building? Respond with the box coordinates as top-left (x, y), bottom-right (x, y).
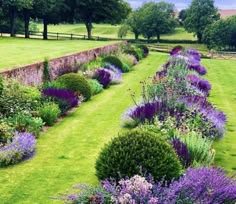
top-left (218, 10), bottom-right (236, 19)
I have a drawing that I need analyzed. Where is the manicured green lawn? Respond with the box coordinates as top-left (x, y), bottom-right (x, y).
top-left (41, 24), bottom-right (196, 41)
top-left (0, 37), bottom-right (117, 71)
top-left (203, 59), bottom-right (236, 174)
top-left (0, 53), bottom-right (168, 204)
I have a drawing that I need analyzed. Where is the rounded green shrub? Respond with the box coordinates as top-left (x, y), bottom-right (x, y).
top-left (102, 56), bottom-right (124, 71)
top-left (39, 102), bottom-right (61, 126)
top-left (88, 79), bottom-right (103, 95)
top-left (57, 73), bottom-right (92, 101)
top-left (96, 129), bottom-right (182, 181)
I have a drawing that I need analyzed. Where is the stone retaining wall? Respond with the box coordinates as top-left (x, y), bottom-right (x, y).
top-left (0, 42), bottom-right (124, 86)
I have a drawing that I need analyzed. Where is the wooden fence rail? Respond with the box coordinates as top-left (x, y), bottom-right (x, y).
top-left (0, 30), bottom-right (116, 41)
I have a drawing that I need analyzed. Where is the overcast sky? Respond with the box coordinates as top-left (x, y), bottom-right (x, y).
top-left (125, 0), bottom-right (236, 10)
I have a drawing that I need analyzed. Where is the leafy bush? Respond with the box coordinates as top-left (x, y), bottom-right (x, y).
top-left (102, 56), bottom-right (124, 72)
top-left (0, 121), bottom-right (14, 144)
top-left (7, 114), bottom-right (44, 137)
top-left (125, 47), bottom-right (143, 61)
top-left (137, 44), bottom-right (149, 57)
top-left (0, 80), bottom-right (41, 117)
top-left (81, 57), bottom-right (102, 71)
top-left (60, 185), bottom-right (112, 203)
top-left (57, 73), bottom-right (92, 101)
top-left (0, 132), bottom-right (36, 167)
top-left (180, 132), bottom-right (215, 167)
top-left (42, 80), bottom-right (66, 90)
top-left (42, 88), bottom-right (79, 114)
top-left (115, 52), bottom-right (134, 68)
top-left (96, 129), bottom-right (182, 181)
top-left (88, 79), bottom-right (104, 95)
top-left (39, 103), bottom-right (61, 126)
top-left (0, 77), bottom-right (3, 96)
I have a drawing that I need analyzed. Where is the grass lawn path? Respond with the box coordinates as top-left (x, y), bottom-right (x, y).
top-left (204, 59), bottom-right (236, 173)
top-left (0, 53), bottom-right (168, 204)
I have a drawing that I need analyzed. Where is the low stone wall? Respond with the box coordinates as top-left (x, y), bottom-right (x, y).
top-left (0, 42), bottom-right (124, 86)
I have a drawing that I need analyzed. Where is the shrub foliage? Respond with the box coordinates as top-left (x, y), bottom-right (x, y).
top-left (96, 129), bottom-right (182, 181)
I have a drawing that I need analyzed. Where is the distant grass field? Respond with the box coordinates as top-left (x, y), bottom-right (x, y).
top-left (39, 23), bottom-right (196, 41)
top-left (0, 37), bottom-right (117, 71)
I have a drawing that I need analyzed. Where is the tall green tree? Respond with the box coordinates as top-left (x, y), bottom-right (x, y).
top-left (203, 16), bottom-right (236, 50)
top-left (124, 10), bottom-right (143, 40)
top-left (139, 2), bottom-right (177, 41)
top-left (184, 0), bottom-right (219, 43)
top-left (75, 0), bottom-right (131, 39)
top-left (2, 0), bottom-right (21, 36)
top-left (34, 0), bottom-right (67, 40)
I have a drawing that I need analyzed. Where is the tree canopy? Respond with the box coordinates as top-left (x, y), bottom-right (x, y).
top-left (203, 16), bottom-right (236, 50)
top-left (184, 0), bottom-right (219, 43)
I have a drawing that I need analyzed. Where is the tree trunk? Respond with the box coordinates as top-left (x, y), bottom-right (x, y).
top-left (43, 18), bottom-right (48, 40)
top-left (157, 33), bottom-right (160, 42)
top-left (197, 32), bottom-right (202, 43)
top-left (85, 21), bottom-right (92, 39)
top-left (135, 33), bottom-right (139, 40)
top-left (24, 9), bottom-right (30, 38)
top-left (9, 6), bottom-right (16, 37)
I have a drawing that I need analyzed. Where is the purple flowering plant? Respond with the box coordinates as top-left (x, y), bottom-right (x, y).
top-left (42, 88), bottom-right (79, 114)
top-left (94, 68), bottom-right (112, 88)
top-left (0, 132), bottom-right (36, 167)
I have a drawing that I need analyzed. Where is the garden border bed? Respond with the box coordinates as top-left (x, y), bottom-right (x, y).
top-left (0, 42), bottom-right (125, 86)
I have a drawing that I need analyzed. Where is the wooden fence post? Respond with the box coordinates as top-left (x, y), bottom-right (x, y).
top-left (57, 33), bottom-right (59, 40)
top-left (71, 34), bottom-right (73, 40)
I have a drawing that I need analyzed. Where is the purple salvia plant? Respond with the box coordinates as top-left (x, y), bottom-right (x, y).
top-left (187, 74), bottom-right (211, 96)
top-left (0, 132), bottom-right (36, 167)
top-left (171, 138), bottom-right (191, 168)
top-left (95, 68), bottom-right (112, 88)
top-left (42, 88), bottom-right (79, 108)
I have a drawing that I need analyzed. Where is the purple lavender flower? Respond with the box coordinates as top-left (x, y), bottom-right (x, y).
top-left (186, 49), bottom-right (201, 62)
top-left (94, 68), bottom-right (112, 88)
top-left (188, 60), bottom-right (207, 75)
top-left (0, 132), bottom-right (36, 167)
top-left (166, 167), bottom-right (236, 203)
top-left (187, 74), bottom-right (211, 96)
top-left (171, 138), bottom-right (191, 168)
top-left (42, 88), bottom-right (79, 108)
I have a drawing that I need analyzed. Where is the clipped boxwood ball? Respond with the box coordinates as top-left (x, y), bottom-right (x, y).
top-left (96, 129), bottom-right (182, 181)
top-left (57, 73), bottom-right (92, 101)
top-left (102, 56), bottom-right (124, 72)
